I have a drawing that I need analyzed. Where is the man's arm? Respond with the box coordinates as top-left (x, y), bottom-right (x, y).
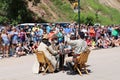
top-left (47, 46), bottom-right (58, 55)
top-left (81, 41), bottom-right (88, 53)
top-left (65, 34), bottom-right (77, 46)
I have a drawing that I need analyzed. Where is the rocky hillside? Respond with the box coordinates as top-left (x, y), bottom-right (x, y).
top-left (27, 0), bottom-right (74, 22)
top-left (99, 0), bottom-right (120, 11)
top-left (26, 0), bottom-right (120, 24)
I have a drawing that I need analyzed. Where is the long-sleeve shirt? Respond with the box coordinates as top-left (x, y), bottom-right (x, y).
top-left (66, 37), bottom-right (87, 54)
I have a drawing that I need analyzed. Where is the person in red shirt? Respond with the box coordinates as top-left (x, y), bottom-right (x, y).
top-left (89, 27), bottom-right (95, 39)
top-left (47, 29), bottom-right (56, 43)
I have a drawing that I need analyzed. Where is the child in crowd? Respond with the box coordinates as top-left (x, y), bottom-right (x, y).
top-left (23, 42), bottom-right (32, 55)
top-left (86, 37), bottom-right (92, 46)
top-left (96, 37), bottom-right (104, 48)
top-left (15, 43), bottom-right (26, 57)
top-left (86, 37), bottom-right (96, 49)
top-left (91, 38), bottom-right (96, 49)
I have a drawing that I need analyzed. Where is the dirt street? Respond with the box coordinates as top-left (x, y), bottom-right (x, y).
top-left (0, 47), bottom-right (120, 80)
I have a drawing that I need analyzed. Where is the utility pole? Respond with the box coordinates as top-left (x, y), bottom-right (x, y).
top-left (78, 0), bottom-right (80, 32)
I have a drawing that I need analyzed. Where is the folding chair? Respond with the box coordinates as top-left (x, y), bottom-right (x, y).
top-left (74, 48), bottom-right (90, 76)
top-left (35, 51), bottom-right (54, 74)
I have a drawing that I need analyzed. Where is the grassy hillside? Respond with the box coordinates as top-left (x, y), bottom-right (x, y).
top-left (80, 0), bottom-right (120, 25)
top-left (49, 0), bottom-right (75, 22)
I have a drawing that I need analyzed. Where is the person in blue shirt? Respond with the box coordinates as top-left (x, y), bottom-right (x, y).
top-left (46, 25), bottom-right (51, 34)
top-left (63, 25), bottom-right (72, 35)
top-left (38, 27), bottom-right (43, 41)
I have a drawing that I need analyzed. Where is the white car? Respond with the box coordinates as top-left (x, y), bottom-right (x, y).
top-left (16, 23), bottom-right (36, 28)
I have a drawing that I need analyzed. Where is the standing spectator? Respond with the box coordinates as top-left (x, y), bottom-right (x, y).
top-left (38, 25), bottom-right (43, 41)
top-left (107, 26), bottom-right (113, 37)
top-left (63, 25), bottom-right (72, 35)
top-left (63, 25), bottom-right (72, 42)
top-left (43, 30), bottom-right (48, 39)
top-left (55, 24), bottom-right (60, 32)
top-left (56, 29), bottom-right (64, 43)
top-left (25, 25), bottom-right (31, 41)
top-left (89, 26), bottom-right (95, 39)
top-left (32, 24), bottom-right (39, 32)
top-left (48, 29), bottom-right (56, 43)
top-left (81, 26), bottom-right (88, 39)
top-left (18, 28), bottom-right (27, 43)
top-left (112, 27), bottom-right (119, 40)
top-left (10, 27), bottom-right (19, 56)
top-left (46, 23), bottom-right (52, 34)
top-left (0, 32), bottom-right (2, 55)
top-left (1, 29), bottom-right (10, 58)
top-left (95, 27), bottom-right (101, 41)
top-left (33, 29), bottom-right (40, 43)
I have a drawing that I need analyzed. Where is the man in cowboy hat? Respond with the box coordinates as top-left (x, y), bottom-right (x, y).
top-left (32, 37), bottom-right (58, 73)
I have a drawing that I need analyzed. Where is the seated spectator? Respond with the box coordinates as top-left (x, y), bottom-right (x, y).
top-left (118, 38), bottom-right (120, 46)
top-left (32, 42), bottom-right (40, 51)
top-left (96, 37), bottom-right (104, 48)
top-left (90, 38), bottom-right (96, 49)
top-left (15, 43), bottom-right (26, 57)
top-left (86, 37), bottom-right (92, 46)
top-left (98, 37), bottom-right (110, 49)
top-left (104, 37), bottom-right (111, 48)
top-left (110, 36), bottom-right (120, 47)
top-left (110, 36), bottom-right (116, 47)
top-left (23, 42), bottom-right (32, 55)
top-left (86, 37), bottom-right (96, 49)
top-left (114, 39), bottom-right (120, 47)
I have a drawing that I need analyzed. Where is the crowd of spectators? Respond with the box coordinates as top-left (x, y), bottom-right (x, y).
top-left (0, 23), bottom-right (120, 58)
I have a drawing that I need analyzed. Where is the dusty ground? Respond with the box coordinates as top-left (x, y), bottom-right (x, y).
top-left (0, 47), bottom-right (120, 80)
top-left (99, 0), bottom-right (120, 11)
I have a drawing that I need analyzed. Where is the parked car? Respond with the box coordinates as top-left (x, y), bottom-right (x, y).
top-left (94, 23), bottom-right (101, 27)
top-left (16, 23), bottom-right (36, 29)
top-left (37, 23), bottom-right (49, 30)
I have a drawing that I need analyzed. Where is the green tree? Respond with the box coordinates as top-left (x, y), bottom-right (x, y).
top-left (0, 0), bottom-right (34, 24)
top-left (85, 16), bottom-right (95, 26)
top-left (6, 0), bottom-right (33, 23)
